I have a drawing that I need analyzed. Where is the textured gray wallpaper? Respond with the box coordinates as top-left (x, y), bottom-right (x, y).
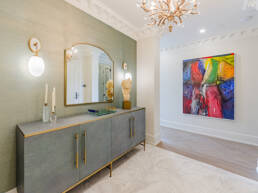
top-left (0, 0), bottom-right (136, 191)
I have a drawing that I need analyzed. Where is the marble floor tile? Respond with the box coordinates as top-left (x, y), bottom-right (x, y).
top-left (69, 145), bottom-right (258, 193)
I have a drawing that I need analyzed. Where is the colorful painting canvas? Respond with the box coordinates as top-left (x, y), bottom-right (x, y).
top-left (183, 53), bottom-right (235, 120)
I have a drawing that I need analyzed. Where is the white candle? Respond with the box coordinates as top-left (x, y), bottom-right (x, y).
top-left (52, 88), bottom-right (56, 113)
top-left (44, 84), bottom-right (48, 105)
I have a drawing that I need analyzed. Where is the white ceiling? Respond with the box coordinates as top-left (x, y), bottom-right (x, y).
top-left (96, 0), bottom-right (258, 48)
top-left (94, 0), bottom-right (146, 29)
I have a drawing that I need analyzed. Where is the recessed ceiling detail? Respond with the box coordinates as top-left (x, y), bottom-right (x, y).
top-left (160, 27), bottom-right (258, 51)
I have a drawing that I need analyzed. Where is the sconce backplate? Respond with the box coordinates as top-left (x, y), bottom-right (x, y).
top-left (28, 37), bottom-right (41, 53)
top-left (122, 62), bottom-right (128, 70)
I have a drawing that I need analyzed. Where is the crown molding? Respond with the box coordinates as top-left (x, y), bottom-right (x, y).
top-left (161, 27), bottom-right (258, 52)
top-left (64, 0), bottom-right (159, 41)
top-left (64, 0), bottom-right (138, 39)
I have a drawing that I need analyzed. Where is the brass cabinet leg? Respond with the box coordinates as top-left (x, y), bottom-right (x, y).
top-left (144, 140), bottom-right (146, 151)
top-left (109, 163), bottom-right (112, 177)
top-left (140, 140), bottom-right (146, 151)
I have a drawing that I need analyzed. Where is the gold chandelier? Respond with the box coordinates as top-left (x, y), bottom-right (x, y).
top-left (137, 0), bottom-right (200, 32)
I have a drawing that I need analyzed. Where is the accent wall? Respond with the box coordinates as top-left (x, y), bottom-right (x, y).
top-left (0, 0), bottom-right (136, 192)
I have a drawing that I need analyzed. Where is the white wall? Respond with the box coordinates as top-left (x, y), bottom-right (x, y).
top-left (160, 33), bottom-right (258, 146)
top-left (137, 36), bottom-right (161, 145)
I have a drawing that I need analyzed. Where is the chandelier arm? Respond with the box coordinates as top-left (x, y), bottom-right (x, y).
top-left (158, 17), bottom-right (167, 26)
top-left (190, 12), bottom-right (199, 15)
top-left (179, 0), bottom-right (186, 7)
top-left (178, 16), bottom-right (183, 24)
top-left (164, 0), bottom-right (171, 11)
top-left (160, 2), bottom-right (169, 11)
top-left (150, 11), bottom-right (166, 16)
top-left (181, 9), bottom-right (191, 14)
top-left (141, 5), bottom-right (151, 12)
top-left (149, 18), bottom-right (157, 26)
top-left (163, 17), bottom-right (169, 25)
top-left (181, 2), bottom-right (190, 9)
top-left (174, 0), bottom-right (179, 11)
top-left (159, 0), bottom-right (165, 10)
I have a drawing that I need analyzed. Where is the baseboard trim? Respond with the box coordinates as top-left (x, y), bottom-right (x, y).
top-left (6, 188), bottom-right (17, 193)
top-left (146, 133), bottom-right (161, 145)
top-left (160, 119), bottom-right (258, 147)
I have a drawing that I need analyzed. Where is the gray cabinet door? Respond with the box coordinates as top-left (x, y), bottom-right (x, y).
top-left (79, 118), bottom-right (111, 180)
top-left (24, 126), bottom-right (81, 193)
top-left (111, 113), bottom-right (134, 159)
top-left (131, 109), bottom-right (146, 146)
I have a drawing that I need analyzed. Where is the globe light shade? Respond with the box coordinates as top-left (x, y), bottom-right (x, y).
top-left (125, 72), bottom-right (132, 80)
top-left (28, 56), bottom-right (45, 77)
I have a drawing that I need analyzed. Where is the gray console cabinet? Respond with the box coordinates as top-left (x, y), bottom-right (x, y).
top-left (17, 107), bottom-right (145, 193)
top-left (79, 118), bottom-right (112, 180)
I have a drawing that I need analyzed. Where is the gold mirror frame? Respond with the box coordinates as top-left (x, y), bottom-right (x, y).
top-left (64, 43), bottom-right (115, 106)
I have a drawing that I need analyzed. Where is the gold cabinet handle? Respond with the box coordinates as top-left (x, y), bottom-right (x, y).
top-left (132, 117), bottom-right (135, 137)
top-left (75, 134), bottom-right (79, 169)
top-left (130, 117), bottom-right (133, 138)
top-left (83, 130), bottom-right (87, 165)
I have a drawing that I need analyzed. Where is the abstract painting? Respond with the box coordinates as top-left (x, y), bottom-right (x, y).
top-left (183, 53), bottom-right (235, 120)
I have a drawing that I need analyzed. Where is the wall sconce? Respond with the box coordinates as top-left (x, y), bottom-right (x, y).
top-left (122, 61), bottom-right (132, 80)
top-left (125, 72), bottom-right (132, 80)
top-left (122, 62), bottom-right (128, 70)
top-left (28, 38), bottom-right (45, 77)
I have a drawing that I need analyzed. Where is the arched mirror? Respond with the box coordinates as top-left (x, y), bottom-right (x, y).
top-left (65, 43), bottom-right (114, 106)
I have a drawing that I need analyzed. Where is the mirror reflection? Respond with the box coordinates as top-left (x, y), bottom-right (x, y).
top-left (65, 44), bottom-right (114, 105)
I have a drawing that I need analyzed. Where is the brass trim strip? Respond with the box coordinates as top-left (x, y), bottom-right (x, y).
top-left (132, 117), bottom-right (135, 137)
top-left (130, 117), bottom-right (133, 138)
top-left (84, 130), bottom-right (87, 165)
top-left (75, 134), bottom-right (79, 169)
top-left (20, 108), bottom-right (145, 138)
top-left (62, 140), bottom-right (145, 193)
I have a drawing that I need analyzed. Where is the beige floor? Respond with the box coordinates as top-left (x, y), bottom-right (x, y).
top-left (158, 126), bottom-right (258, 181)
top-left (69, 145), bottom-right (258, 193)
